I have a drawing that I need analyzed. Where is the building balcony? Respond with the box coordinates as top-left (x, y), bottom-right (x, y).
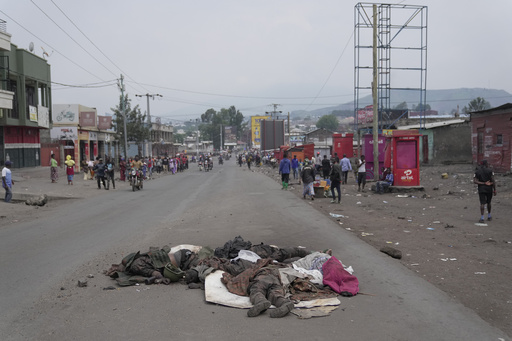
top-left (0, 88), bottom-right (14, 110)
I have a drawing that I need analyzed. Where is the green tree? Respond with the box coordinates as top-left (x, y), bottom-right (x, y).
top-left (413, 103), bottom-right (431, 111)
top-left (111, 94), bottom-right (150, 156)
top-left (199, 106), bottom-right (245, 150)
top-left (174, 133), bottom-right (185, 144)
top-left (394, 101), bottom-right (408, 110)
top-left (463, 97), bottom-right (491, 114)
top-left (316, 114), bottom-right (339, 131)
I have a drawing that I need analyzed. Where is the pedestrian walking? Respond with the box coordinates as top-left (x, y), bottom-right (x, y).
top-left (356, 155), bottom-right (366, 192)
top-left (2, 160), bottom-right (13, 203)
top-left (473, 160), bottom-right (496, 223)
top-left (105, 157), bottom-right (116, 189)
top-left (279, 152), bottom-right (291, 190)
top-left (93, 158), bottom-right (107, 189)
top-left (340, 154), bottom-right (352, 184)
top-left (50, 154), bottom-right (58, 183)
top-left (291, 155), bottom-right (299, 180)
top-left (301, 160), bottom-right (316, 200)
top-left (119, 157), bottom-right (127, 181)
top-left (64, 155), bottom-right (75, 185)
top-left (329, 159), bottom-right (342, 203)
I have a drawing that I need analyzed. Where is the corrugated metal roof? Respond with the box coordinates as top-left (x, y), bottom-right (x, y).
top-left (397, 119), bottom-right (467, 130)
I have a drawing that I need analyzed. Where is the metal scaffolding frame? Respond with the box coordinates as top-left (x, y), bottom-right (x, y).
top-left (354, 2), bottom-right (428, 131)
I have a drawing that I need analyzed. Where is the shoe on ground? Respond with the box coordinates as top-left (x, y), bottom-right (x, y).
top-left (330, 200), bottom-right (336, 203)
top-left (311, 196), bottom-right (314, 201)
top-left (478, 218), bottom-right (485, 223)
top-left (487, 217), bottom-right (492, 221)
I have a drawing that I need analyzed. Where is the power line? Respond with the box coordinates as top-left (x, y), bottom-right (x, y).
top-left (48, 0), bottom-right (151, 95)
top-left (304, 28), bottom-right (355, 111)
top-left (128, 81), bottom-right (352, 100)
top-left (30, 0), bottom-right (118, 78)
top-left (0, 9), bottom-right (106, 81)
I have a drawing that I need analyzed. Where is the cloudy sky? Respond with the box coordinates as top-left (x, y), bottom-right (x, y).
top-left (1, 0), bottom-right (511, 124)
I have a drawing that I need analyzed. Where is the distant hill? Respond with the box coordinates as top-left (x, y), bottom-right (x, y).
top-left (292, 88), bottom-right (512, 118)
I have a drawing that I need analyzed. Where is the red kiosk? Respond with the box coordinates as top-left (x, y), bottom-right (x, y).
top-left (332, 133), bottom-right (354, 158)
top-left (384, 130), bottom-right (421, 186)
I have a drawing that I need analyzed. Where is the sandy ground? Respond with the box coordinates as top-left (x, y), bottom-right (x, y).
top-left (255, 162), bottom-right (512, 337)
top-left (1, 163), bottom-right (511, 337)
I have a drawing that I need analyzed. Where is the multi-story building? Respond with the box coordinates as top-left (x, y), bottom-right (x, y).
top-left (0, 20), bottom-right (51, 168)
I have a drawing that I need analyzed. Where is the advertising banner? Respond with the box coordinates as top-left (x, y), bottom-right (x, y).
top-left (251, 115), bottom-right (270, 148)
top-left (79, 111), bottom-right (97, 127)
top-left (53, 104), bottom-right (79, 124)
top-left (29, 105), bottom-right (38, 122)
top-left (51, 126), bottom-right (78, 140)
top-left (98, 116), bottom-right (112, 130)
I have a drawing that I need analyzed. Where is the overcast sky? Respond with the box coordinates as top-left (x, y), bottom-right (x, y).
top-left (1, 0), bottom-right (511, 124)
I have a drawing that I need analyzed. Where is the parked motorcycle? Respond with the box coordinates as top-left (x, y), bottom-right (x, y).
top-left (129, 168), bottom-right (143, 191)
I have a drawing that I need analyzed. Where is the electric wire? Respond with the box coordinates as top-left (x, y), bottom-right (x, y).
top-left (30, 0), bottom-right (118, 78)
top-left (303, 28), bottom-right (355, 112)
top-left (0, 9), bottom-right (106, 82)
top-left (48, 0), bottom-right (151, 94)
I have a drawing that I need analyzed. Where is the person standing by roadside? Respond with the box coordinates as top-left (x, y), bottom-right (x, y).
top-left (300, 160), bottom-right (316, 200)
top-left (329, 158), bottom-right (342, 204)
top-left (64, 155), bottom-right (75, 185)
top-left (474, 160), bottom-right (496, 223)
top-left (322, 155), bottom-right (331, 180)
top-left (340, 154), bottom-right (352, 184)
top-left (291, 155), bottom-right (299, 180)
top-left (356, 155), bottom-right (366, 192)
top-left (50, 154), bottom-right (58, 183)
top-left (94, 158), bottom-right (107, 189)
top-left (247, 153), bottom-right (252, 170)
top-left (279, 152), bottom-right (291, 190)
top-left (2, 160), bottom-right (13, 203)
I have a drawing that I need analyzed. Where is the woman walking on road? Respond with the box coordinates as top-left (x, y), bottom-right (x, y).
top-left (64, 155), bottom-right (75, 185)
top-left (50, 154), bottom-right (58, 183)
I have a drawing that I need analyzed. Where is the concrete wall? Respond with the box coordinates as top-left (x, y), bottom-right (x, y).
top-left (432, 123), bottom-right (472, 164)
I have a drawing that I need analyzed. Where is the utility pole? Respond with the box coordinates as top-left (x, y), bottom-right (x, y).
top-left (287, 112), bottom-right (290, 146)
top-left (265, 103), bottom-right (282, 118)
top-left (220, 124), bottom-right (223, 151)
top-left (118, 75), bottom-right (128, 161)
top-left (135, 93), bottom-right (162, 157)
top-left (372, 4), bottom-right (379, 181)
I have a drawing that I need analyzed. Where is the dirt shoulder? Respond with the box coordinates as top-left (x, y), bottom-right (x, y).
top-left (256, 163), bottom-right (512, 337)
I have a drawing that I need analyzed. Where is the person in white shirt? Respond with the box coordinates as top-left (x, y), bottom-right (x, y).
top-left (357, 155), bottom-right (366, 192)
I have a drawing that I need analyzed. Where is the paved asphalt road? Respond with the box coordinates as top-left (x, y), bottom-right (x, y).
top-left (0, 160), bottom-right (508, 340)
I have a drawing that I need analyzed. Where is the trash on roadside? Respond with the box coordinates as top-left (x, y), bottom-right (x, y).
top-left (329, 213), bottom-right (345, 218)
top-left (432, 221), bottom-right (441, 224)
top-left (361, 232), bottom-right (374, 237)
top-left (475, 223), bottom-right (488, 227)
top-left (383, 201), bottom-right (388, 204)
top-left (427, 227), bottom-right (435, 231)
top-left (396, 195), bottom-right (408, 198)
top-left (441, 173), bottom-right (449, 179)
top-left (356, 202), bottom-right (362, 204)
top-left (474, 272), bottom-right (486, 275)
top-left (77, 280), bottom-right (88, 287)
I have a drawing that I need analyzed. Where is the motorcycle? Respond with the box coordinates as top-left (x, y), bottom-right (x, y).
top-left (208, 160), bottom-right (213, 171)
top-left (219, 157), bottom-right (223, 165)
top-left (198, 161), bottom-right (203, 171)
top-left (129, 168), bottom-right (143, 191)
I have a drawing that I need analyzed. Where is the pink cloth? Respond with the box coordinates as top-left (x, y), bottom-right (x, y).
top-left (322, 256), bottom-right (359, 295)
